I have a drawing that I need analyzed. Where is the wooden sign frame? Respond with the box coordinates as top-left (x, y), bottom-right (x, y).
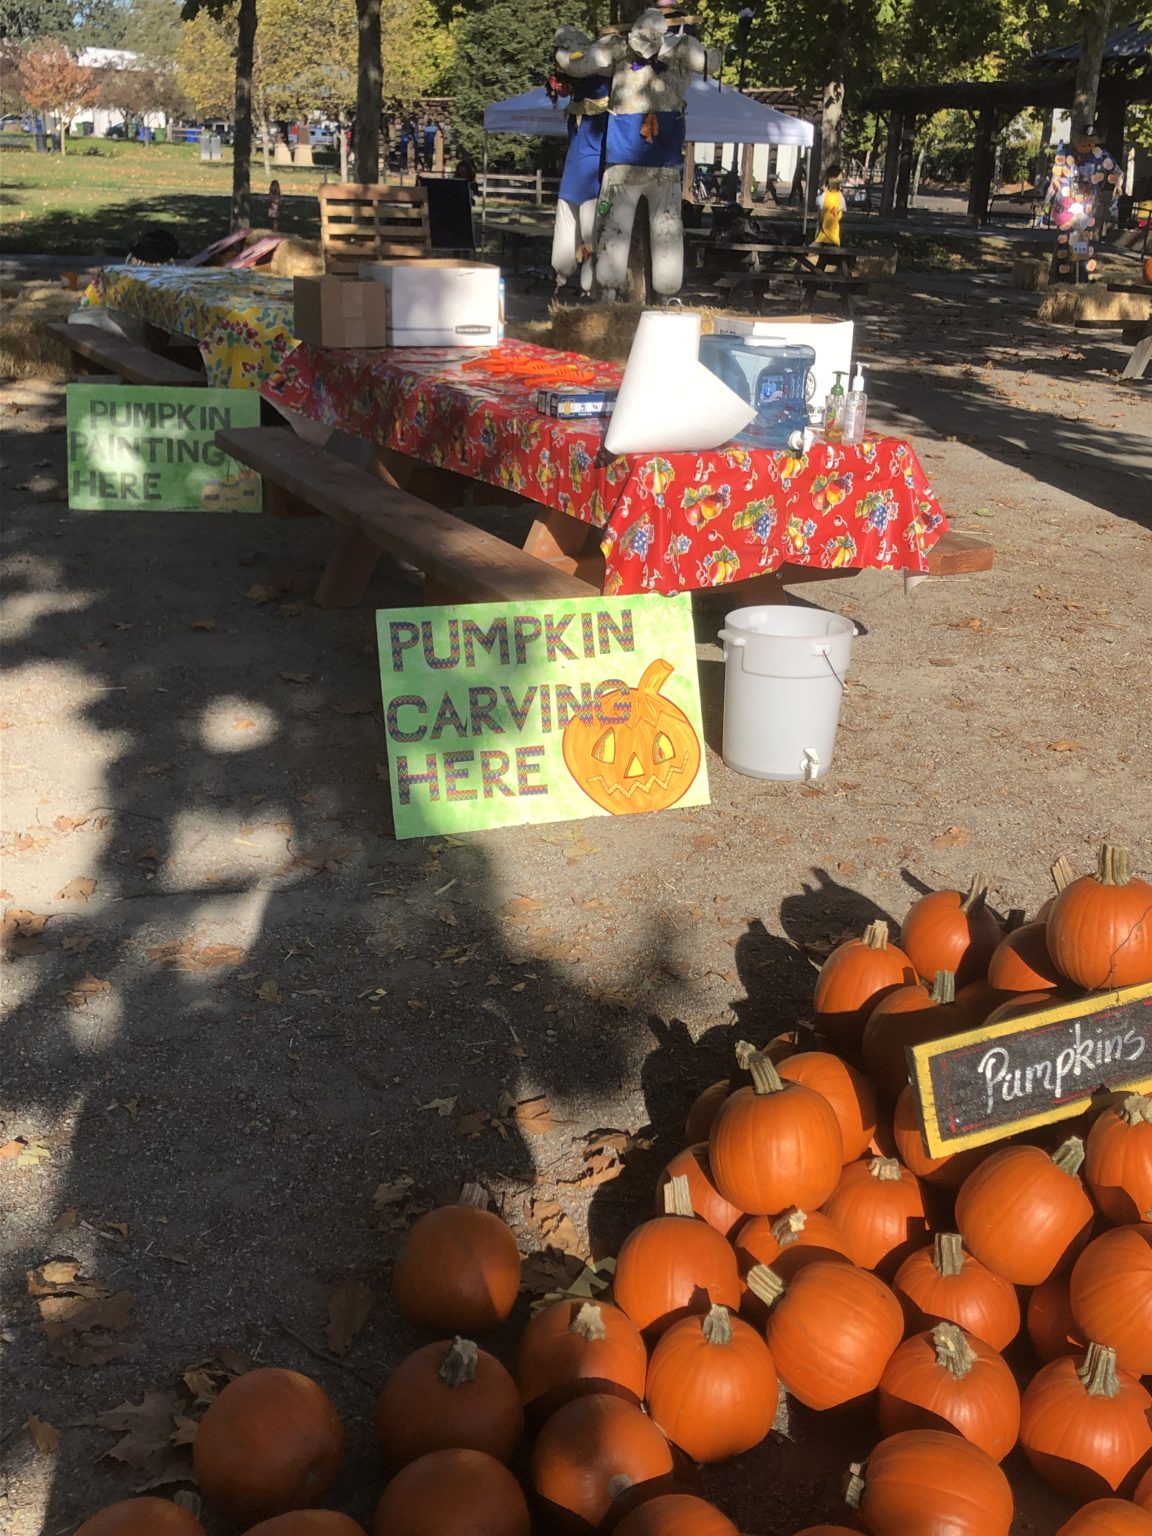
top-left (909, 981), bottom-right (1152, 1158)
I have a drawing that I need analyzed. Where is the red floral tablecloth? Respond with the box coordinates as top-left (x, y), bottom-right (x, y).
top-left (260, 338), bottom-right (949, 597)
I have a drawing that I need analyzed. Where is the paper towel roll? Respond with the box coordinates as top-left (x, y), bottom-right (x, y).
top-left (604, 310), bottom-right (756, 456)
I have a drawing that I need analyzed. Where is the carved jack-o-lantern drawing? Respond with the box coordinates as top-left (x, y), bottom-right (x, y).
top-left (562, 657), bottom-right (701, 815)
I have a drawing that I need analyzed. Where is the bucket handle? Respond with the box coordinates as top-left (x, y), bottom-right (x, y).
top-left (717, 629), bottom-right (744, 648)
top-left (812, 639), bottom-right (851, 692)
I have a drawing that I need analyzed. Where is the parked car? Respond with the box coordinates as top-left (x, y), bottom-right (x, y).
top-left (105, 122), bottom-right (129, 139)
top-left (0, 113), bottom-right (29, 132)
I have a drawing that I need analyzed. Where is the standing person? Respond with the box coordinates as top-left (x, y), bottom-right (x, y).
top-left (814, 162), bottom-right (844, 245)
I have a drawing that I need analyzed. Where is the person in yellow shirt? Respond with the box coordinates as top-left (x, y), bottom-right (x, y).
top-left (815, 163), bottom-right (844, 246)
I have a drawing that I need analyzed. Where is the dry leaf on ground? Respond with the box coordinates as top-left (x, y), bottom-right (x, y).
top-left (280, 671), bottom-right (313, 684)
top-left (1048, 740), bottom-right (1082, 752)
top-left (931, 826), bottom-right (969, 849)
top-left (97, 1388), bottom-right (187, 1475)
top-left (324, 1279), bottom-right (376, 1356)
top-left (525, 1196), bottom-right (583, 1257)
top-left (64, 973), bottom-right (112, 1008)
top-left (2, 907), bottom-right (50, 959)
top-left (373, 1176), bottom-right (414, 1209)
top-left (50, 1206), bottom-right (81, 1233)
top-left (27, 1260), bottom-right (109, 1298)
top-left (58, 876), bottom-right (97, 902)
top-left (256, 979), bottom-right (281, 1004)
top-left (40, 1290), bottom-right (133, 1365)
top-left (418, 1095), bottom-right (459, 1117)
top-left (61, 934), bottom-right (93, 953)
top-left (148, 939), bottom-right (246, 972)
top-left (245, 584), bottom-right (281, 603)
top-left (499, 1094), bottom-right (566, 1136)
top-left (2, 1137), bottom-right (52, 1167)
top-left (54, 814), bottom-right (90, 833)
top-left (27, 1414), bottom-right (60, 1454)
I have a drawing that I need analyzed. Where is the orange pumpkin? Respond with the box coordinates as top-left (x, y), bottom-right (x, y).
top-left (393, 1184), bottom-right (521, 1333)
top-left (891, 1084), bottom-right (991, 1189)
top-left (1085, 1092), bottom-right (1152, 1224)
top-left (987, 920), bottom-right (1064, 993)
top-left (245, 1518), bottom-right (366, 1536)
top-left (862, 971), bottom-right (959, 1105)
top-left (645, 1304), bottom-right (778, 1463)
top-left (531, 1393), bottom-right (675, 1529)
top-left (192, 1367), bottom-right (342, 1523)
top-left (877, 1323), bottom-right (1021, 1462)
top-left (1069, 1224), bottom-right (1152, 1377)
top-left (656, 1144), bottom-right (745, 1238)
top-left (75, 1502), bottom-right (205, 1536)
top-left (776, 1050), bottom-right (877, 1162)
top-left (708, 1048), bottom-right (843, 1215)
top-left (684, 1080), bottom-right (731, 1145)
top-left (613, 1174), bottom-right (741, 1337)
top-left (613, 1495), bottom-right (739, 1536)
top-left (820, 1156), bottom-right (929, 1278)
top-left (1027, 1269), bottom-right (1087, 1363)
top-left (733, 1208), bottom-right (852, 1323)
top-left (846, 1429), bottom-right (1013, 1536)
top-left (954, 1138), bottom-right (1094, 1285)
top-left (1138, 1466), bottom-right (1152, 1511)
top-left (517, 1300), bottom-right (647, 1418)
top-left (373, 1448), bottom-right (530, 1536)
top-left (1144, 257), bottom-right (1152, 286)
top-left (813, 919), bottom-right (914, 1055)
top-left (1055, 1501), bottom-right (1152, 1536)
top-left (562, 658), bottom-right (701, 815)
top-left (1019, 1344), bottom-right (1152, 1502)
top-left (1046, 843), bottom-right (1152, 989)
top-left (753, 1260), bottom-right (904, 1410)
top-left (900, 873), bottom-right (1004, 988)
top-left (892, 1233), bottom-right (1020, 1352)
top-left (374, 1337), bottom-right (523, 1468)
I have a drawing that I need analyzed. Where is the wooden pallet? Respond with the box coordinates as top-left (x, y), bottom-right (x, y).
top-left (216, 425), bottom-right (597, 608)
top-left (319, 184), bottom-right (431, 275)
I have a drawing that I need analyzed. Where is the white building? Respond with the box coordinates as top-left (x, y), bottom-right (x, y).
top-left (73, 47), bottom-right (171, 137)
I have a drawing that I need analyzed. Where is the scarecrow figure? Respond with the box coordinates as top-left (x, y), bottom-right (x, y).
top-left (549, 26), bottom-right (611, 294)
top-left (1044, 126), bottom-right (1121, 285)
top-left (557, 10), bottom-right (719, 301)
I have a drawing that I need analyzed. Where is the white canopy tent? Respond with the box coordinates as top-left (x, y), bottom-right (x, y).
top-left (481, 77), bottom-right (815, 237)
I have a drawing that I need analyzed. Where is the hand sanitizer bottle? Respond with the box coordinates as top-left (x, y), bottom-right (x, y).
top-left (843, 365), bottom-right (868, 444)
top-left (823, 370), bottom-right (847, 442)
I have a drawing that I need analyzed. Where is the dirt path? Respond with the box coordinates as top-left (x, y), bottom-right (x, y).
top-left (1, 275), bottom-right (1150, 1533)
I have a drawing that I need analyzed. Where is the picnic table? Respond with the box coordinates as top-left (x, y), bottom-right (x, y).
top-left (82, 266), bottom-right (297, 388)
top-left (687, 235), bottom-right (867, 315)
top-left (260, 336), bottom-right (952, 598)
top-left (1106, 279), bottom-right (1152, 381)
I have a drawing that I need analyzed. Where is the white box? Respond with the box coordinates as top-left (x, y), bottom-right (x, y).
top-left (358, 259), bottom-right (500, 348)
top-left (709, 313), bottom-right (853, 412)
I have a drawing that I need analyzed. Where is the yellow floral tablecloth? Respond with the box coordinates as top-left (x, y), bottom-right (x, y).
top-left (82, 266), bottom-right (298, 389)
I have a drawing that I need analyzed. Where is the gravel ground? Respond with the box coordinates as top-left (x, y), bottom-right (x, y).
top-left (1, 270), bottom-right (1150, 1535)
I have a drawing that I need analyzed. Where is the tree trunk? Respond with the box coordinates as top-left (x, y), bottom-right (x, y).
top-left (231, 0), bottom-right (257, 230)
top-left (355, 0), bottom-right (381, 183)
top-left (338, 111), bottom-right (349, 182)
top-left (1070, 0), bottom-right (1114, 143)
top-left (911, 138), bottom-right (927, 207)
top-left (879, 110), bottom-right (901, 216)
top-left (894, 116), bottom-right (916, 218)
top-left (821, 76), bottom-right (844, 173)
top-left (968, 108), bottom-right (997, 227)
top-left (58, 111), bottom-right (67, 156)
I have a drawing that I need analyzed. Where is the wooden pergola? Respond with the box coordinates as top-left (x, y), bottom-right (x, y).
top-left (863, 23), bottom-right (1152, 225)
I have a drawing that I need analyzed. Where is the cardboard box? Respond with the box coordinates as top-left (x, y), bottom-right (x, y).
top-left (358, 259), bottom-right (501, 348)
top-left (293, 277), bottom-right (390, 348)
top-left (708, 314), bottom-right (853, 412)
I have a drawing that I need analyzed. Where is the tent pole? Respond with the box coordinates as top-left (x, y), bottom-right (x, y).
top-left (802, 146), bottom-right (810, 239)
top-left (481, 132), bottom-right (489, 246)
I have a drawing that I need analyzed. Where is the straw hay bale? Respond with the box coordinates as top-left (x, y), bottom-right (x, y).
top-left (0, 282), bottom-right (78, 380)
top-left (855, 252), bottom-right (897, 281)
top-left (267, 236), bottom-right (323, 277)
top-left (1012, 257), bottom-right (1049, 291)
top-left (1038, 284), bottom-right (1151, 325)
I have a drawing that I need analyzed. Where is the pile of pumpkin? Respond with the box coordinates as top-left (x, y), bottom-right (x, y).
top-left (73, 841), bottom-right (1152, 1536)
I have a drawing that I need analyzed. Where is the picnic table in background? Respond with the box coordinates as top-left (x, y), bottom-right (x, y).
top-left (82, 266), bottom-right (297, 389)
top-left (686, 235), bottom-right (868, 315)
top-left (261, 336), bottom-right (950, 598)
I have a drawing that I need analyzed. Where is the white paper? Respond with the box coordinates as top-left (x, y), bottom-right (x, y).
top-left (604, 310), bottom-right (755, 455)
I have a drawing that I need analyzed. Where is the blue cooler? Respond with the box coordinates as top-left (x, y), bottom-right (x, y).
top-left (698, 335), bottom-right (816, 450)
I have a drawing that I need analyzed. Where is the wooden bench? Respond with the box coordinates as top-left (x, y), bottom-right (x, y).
top-left (714, 270), bottom-right (868, 319)
top-left (216, 425), bottom-right (597, 607)
top-left (45, 321), bottom-right (206, 387)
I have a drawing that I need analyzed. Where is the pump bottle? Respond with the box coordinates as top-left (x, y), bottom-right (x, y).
top-left (843, 365), bottom-right (868, 444)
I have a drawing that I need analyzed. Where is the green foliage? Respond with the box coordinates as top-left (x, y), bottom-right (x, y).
top-left (0, 0), bottom-right (76, 43)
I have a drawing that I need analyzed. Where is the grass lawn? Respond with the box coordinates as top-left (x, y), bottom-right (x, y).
top-left (0, 137), bottom-right (328, 256)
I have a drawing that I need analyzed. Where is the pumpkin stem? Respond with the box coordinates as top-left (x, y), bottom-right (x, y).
top-left (1078, 1342), bottom-right (1121, 1398)
top-left (1051, 1136), bottom-right (1086, 1178)
top-left (1119, 1093), bottom-right (1152, 1128)
top-left (745, 1263), bottom-right (785, 1307)
top-left (1005, 908), bottom-right (1027, 933)
top-left (1051, 854), bottom-right (1075, 894)
top-left (748, 1051), bottom-right (786, 1096)
top-left (701, 1304), bottom-right (734, 1346)
top-left (933, 1233), bottom-right (965, 1277)
top-left (636, 658), bottom-right (675, 697)
top-left (863, 920), bottom-right (890, 950)
top-left (960, 872), bottom-right (991, 916)
top-left (929, 970), bottom-right (957, 1005)
top-left (568, 1303), bottom-right (607, 1343)
top-left (932, 1322), bottom-right (976, 1380)
top-left (458, 1182), bottom-right (490, 1210)
top-left (1096, 842), bottom-right (1133, 887)
top-left (734, 1039), bottom-right (756, 1071)
top-left (869, 1157), bottom-right (903, 1182)
top-left (771, 1209), bottom-right (809, 1247)
top-left (437, 1337), bottom-right (479, 1387)
top-left (662, 1173), bottom-right (696, 1218)
top-left (844, 1464), bottom-right (866, 1510)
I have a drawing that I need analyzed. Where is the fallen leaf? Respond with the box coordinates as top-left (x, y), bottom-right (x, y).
top-left (53, 814), bottom-right (90, 833)
top-left (64, 973), bottom-right (112, 1008)
top-left (2, 907), bottom-right (52, 959)
top-left (501, 896), bottom-right (544, 922)
top-left (233, 718), bottom-right (255, 731)
top-left (419, 1095), bottom-right (459, 1116)
top-left (245, 584), bottom-right (280, 603)
top-left (284, 841), bottom-right (354, 874)
top-left (190, 619), bottom-right (217, 631)
top-left (170, 1414), bottom-right (200, 1446)
top-left (455, 1111), bottom-right (490, 1138)
top-left (41, 1290), bottom-right (133, 1365)
top-left (58, 876), bottom-right (97, 902)
top-left (9, 1138), bottom-right (52, 1167)
top-left (436, 904), bottom-right (457, 927)
top-left (27, 1260), bottom-right (109, 1298)
top-left (331, 699), bottom-right (375, 715)
top-left (1048, 740), bottom-right (1082, 752)
top-left (27, 1414), bottom-right (60, 1454)
top-left (931, 825), bottom-right (969, 848)
top-left (927, 658), bottom-right (957, 668)
top-left (148, 940), bottom-right (246, 972)
top-left (499, 1094), bottom-right (560, 1136)
top-left (280, 671), bottom-right (313, 684)
top-left (526, 1196), bottom-right (583, 1256)
top-left (50, 1206), bottom-right (81, 1233)
top-left (373, 1176), bottom-right (414, 1209)
top-left (61, 935), bottom-right (93, 953)
top-left (524, 1254), bottom-right (615, 1310)
top-left (324, 1279), bottom-right (376, 1356)
top-left (948, 616), bottom-right (986, 632)
top-left (256, 978), bottom-right (281, 1004)
top-left (97, 1389), bottom-right (183, 1470)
